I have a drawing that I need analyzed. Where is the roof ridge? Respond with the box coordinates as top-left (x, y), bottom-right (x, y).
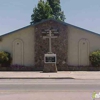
top-left (0, 18), bottom-right (100, 37)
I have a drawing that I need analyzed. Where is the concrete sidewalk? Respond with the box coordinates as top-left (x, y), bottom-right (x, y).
top-left (0, 71), bottom-right (100, 79)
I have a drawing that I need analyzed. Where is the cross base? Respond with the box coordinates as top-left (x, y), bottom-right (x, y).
top-left (43, 63), bottom-right (57, 73)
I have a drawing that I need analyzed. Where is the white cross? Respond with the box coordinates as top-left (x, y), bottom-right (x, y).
top-left (43, 29), bottom-right (58, 53)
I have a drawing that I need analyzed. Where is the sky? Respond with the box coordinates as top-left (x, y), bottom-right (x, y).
top-left (0, 0), bottom-right (100, 35)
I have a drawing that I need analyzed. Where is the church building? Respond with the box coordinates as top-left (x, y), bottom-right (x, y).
top-left (0, 19), bottom-right (100, 70)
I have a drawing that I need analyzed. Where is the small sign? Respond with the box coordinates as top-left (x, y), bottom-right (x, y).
top-left (44, 54), bottom-right (56, 63)
top-left (45, 56), bottom-right (55, 62)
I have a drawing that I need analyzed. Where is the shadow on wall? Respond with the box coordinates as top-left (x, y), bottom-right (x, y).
top-left (57, 65), bottom-right (100, 71)
top-left (0, 65), bottom-right (100, 71)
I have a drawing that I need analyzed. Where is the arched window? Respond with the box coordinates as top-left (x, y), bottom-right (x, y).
top-left (78, 38), bottom-right (89, 66)
top-left (13, 39), bottom-right (24, 65)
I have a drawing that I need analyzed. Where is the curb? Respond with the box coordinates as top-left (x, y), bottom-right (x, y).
top-left (0, 77), bottom-right (99, 80)
top-left (0, 77), bottom-right (75, 79)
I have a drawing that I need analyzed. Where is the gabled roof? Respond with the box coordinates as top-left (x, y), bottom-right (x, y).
top-left (0, 18), bottom-right (100, 37)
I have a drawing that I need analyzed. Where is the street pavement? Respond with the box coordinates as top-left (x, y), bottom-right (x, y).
top-left (0, 71), bottom-right (100, 79)
top-left (0, 79), bottom-right (99, 100)
top-left (0, 71), bottom-right (99, 100)
top-left (0, 92), bottom-right (94, 100)
top-left (0, 79), bottom-right (100, 91)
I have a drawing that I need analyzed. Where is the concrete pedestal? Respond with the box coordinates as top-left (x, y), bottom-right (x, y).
top-left (43, 63), bottom-right (57, 72)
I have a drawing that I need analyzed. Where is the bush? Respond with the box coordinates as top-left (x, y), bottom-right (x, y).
top-left (89, 50), bottom-right (100, 67)
top-left (0, 51), bottom-right (12, 67)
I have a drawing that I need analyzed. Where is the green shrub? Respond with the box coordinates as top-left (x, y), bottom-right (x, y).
top-left (89, 50), bottom-right (100, 67)
top-left (0, 51), bottom-right (12, 67)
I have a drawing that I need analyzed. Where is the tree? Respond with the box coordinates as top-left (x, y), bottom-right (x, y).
top-left (31, 0), bottom-right (53, 24)
top-left (47, 0), bottom-right (65, 21)
top-left (31, 0), bottom-right (65, 24)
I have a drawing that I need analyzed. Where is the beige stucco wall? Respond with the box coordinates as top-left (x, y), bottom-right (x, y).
top-left (68, 25), bottom-right (100, 66)
top-left (1, 22), bottom-right (100, 67)
top-left (0, 26), bottom-right (35, 66)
